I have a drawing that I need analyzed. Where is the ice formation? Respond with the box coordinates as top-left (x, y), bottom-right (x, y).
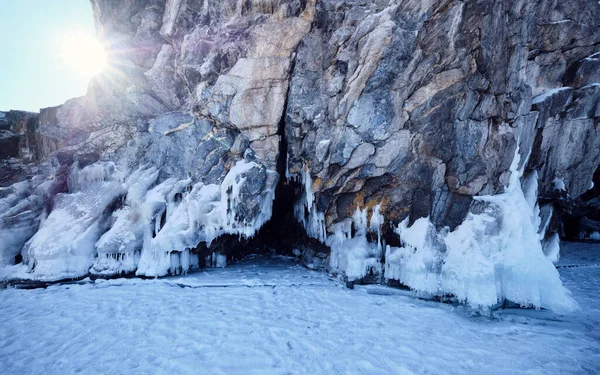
top-left (385, 152), bottom-right (577, 312)
top-left (0, 181), bottom-right (43, 265)
top-left (543, 233), bottom-right (561, 264)
top-left (90, 167), bottom-right (163, 276)
top-left (4, 158), bottom-right (276, 280)
top-left (553, 176), bottom-right (566, 192)
top-left (136, 160), bottom-right (276, 277)
top-left (22, 162), bottom-right (127, 280)
top-left (292, 167), bottom-right (385, 282)
top-left (293, 168), bottom-right (326, 242)
top-left (531, 87), bottom-right (572, 105)
top-left (384, 217), bottom-right (445, 295)
top-left (0, 158), bottom-right (67, 268)
top-left (205, 252), bottom-right (227, 268)
top-left (293, 157), bottom-right (574, 312)
top-left (327, 205), bottom-right (384, 281)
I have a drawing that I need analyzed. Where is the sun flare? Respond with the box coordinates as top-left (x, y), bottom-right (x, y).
top-left (61, 33), bottom-right (107, 79)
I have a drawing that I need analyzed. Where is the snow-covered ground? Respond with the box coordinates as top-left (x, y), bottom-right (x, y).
top-left (1, 243), bottom-right (599, 375)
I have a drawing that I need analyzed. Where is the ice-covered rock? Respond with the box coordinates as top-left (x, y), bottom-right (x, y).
top-left (90, 167), bottom-right (162, 276)
top-left (21, 162), bottom-right (126, 280)
top-left (0, 182), bottom-right (43, 265)
top-left (13, 157), bottom-right (276, 280)
top-left (385, 152), bottom-right (577, 312)
top-left (137, 160), bottom-right (277, 277)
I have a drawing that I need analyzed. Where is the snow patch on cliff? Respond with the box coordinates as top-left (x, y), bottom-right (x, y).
top-left (531, 87), bottom-right (572, 105)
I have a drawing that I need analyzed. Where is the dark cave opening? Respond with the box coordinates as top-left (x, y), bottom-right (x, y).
top-left (579, 165), bottom-right (600, 205)
top-left (251, 170), bottom-right (330, 258)
top-left (189, 55), bottom-right (330, 267)
top-left (559, 165), bottom-right (600, 241)
top-left (250, 91), bottom-right (324, 257)
top-left (236, 52), bottom-right (330, 262)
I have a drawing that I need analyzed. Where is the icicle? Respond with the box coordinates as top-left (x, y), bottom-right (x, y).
top-left (370, 204), bottom-right (384, 247)
top-left (181, 249), bottom-right (190, 275)
top-left (154, 209), bottom-right (164, 237)
top-left (538, 204), bottom-right (553, 241)
top-left (293, 166), bottom-right (326, 242)
top-left (327, 205), bottom-right (385, 281)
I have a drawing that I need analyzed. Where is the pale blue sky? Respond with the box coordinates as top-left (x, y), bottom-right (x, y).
top-left (0, 1), bottom-right (96, 112)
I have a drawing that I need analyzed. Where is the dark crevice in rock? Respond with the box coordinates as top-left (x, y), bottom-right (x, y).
top-left (186, 53), bottom-right (330, 268)
top-left (558, 165), bottom-right (600, 241)
top-left (188, 234), bottom-right (262, 266)
top-left (247, 53), bottom-right (330, 260)
top-left (580, 165), bottom-right (600, 203)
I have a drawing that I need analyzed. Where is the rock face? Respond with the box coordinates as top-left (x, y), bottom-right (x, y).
top-left (286, 0), bottom-right (600, 229)
top-left (0, 0), bottom-right (598, 311)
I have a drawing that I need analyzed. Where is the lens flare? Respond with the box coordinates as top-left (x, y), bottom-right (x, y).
top-left (61, 32), bottom-right (107, 78)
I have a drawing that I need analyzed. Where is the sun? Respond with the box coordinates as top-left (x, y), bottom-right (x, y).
top-left (61, 32), bottom-right (107, 79)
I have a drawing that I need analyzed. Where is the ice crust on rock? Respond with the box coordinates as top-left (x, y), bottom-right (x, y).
top-left (0, 181), bottom-right (44, 265)
top-left (136, 159), bottom-right (276, 277)
top-left (0, 158), bottom-right (70, 268)
top-left (8, 158), bottom-right (276, 280)
top-left (23, 162), bottom-right (127, 281)
top-left (90, 167), bottom-right (162, 276)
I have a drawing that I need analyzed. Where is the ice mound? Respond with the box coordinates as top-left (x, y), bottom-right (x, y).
top-left (90, 167), bottom-right (163, 276)
top-left (0, 158), bottom-right (74, 269)
top-left (311, 148), bottom-right (576, 312)
top-left (385, 153), bottom-right (578, 312)
top-left (384, 217), bottom-right (445, 296)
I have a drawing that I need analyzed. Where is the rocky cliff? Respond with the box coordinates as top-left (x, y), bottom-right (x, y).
top-left (1, 0), bottom-right (599, 311)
